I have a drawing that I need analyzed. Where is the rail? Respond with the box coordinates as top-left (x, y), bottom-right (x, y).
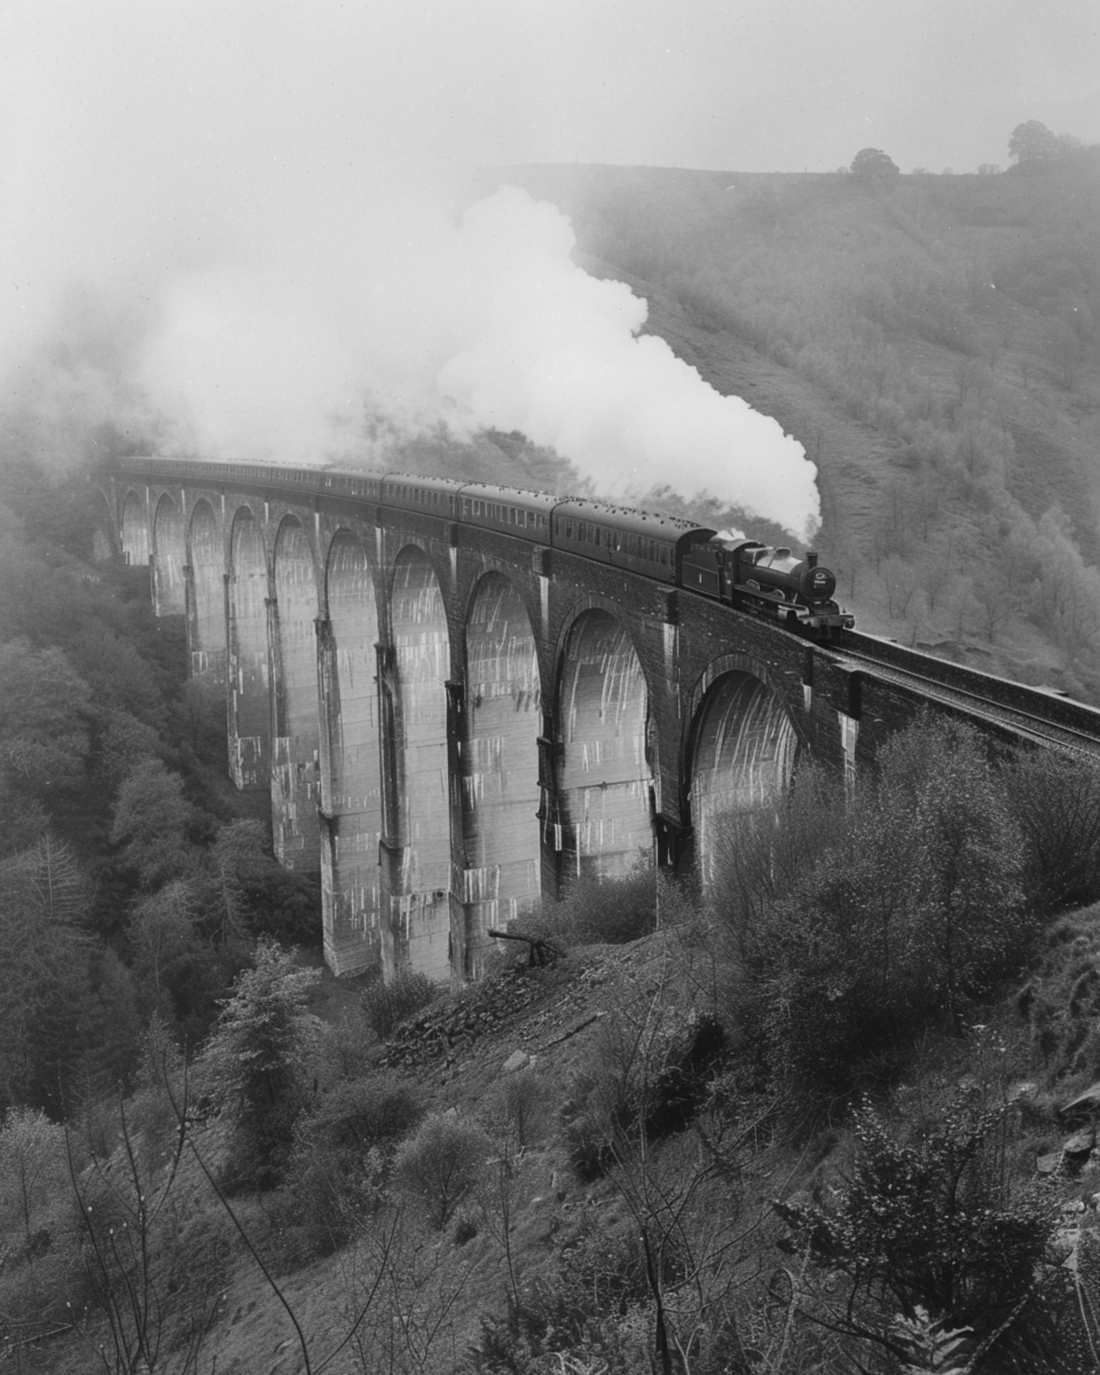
top-left (833, 630), bottom-right (1100, 756)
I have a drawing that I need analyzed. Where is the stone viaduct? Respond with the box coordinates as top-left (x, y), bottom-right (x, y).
top-left (98, 458), bottom-right (921, 983)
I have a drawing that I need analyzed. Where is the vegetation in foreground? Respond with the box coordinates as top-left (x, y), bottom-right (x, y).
top-left (5, 713), bottom-right (1100, 1372)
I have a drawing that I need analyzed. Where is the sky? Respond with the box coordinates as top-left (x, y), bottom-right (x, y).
top-left (1, 0), bottom-right (1097, 536)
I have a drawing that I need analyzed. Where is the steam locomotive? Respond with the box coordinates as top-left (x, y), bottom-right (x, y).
top-left (115, 458), bottom-right (854, 640)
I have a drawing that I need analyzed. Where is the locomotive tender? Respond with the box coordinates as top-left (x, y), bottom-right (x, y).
top-left (117, 457), bottom-right (854, 640)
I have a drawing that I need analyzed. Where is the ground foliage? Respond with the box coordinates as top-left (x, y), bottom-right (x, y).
top-left (723, 715), bottom-right (1036, 1115)
top-left (775, 1098), bottom-right (1069, 1371)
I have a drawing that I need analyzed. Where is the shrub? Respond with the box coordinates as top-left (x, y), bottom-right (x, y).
top-left (560, 1000), bottom-right (726, 1180)
top-left (726, 716), bottom-right (1033, 1111)
top-left (0, 1109), bottom-right (84, 1330)
top-left (470, 1217), bottom-right (687, 1375)
top-left (1019, 903), bottom-right (1100, 1084)
top-left (363, 969), bottom-right (437, 1041)
top-left (536, 866), bottom-right (658, 947)
top-left (124, 1014), bottom-right (187, 1168)
top-left (286, 1074), bottom-right (425, 1253)
top-left (392, 1112), bottom-right (491, 1230)
top-left (1010, 748), bottom-right (1100, 914)
top-left (776, 1097), bottom-right (1066, 1369)
top-left (306, 1074), bottom-right (424, 1153)
top-left (495, 1067), bottom-right (545, 1150)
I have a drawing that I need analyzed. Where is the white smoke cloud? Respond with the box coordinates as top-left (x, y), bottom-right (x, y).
top-left (134, 186), bottom-right (819, 532)
top-left (1, 0), bottom-right (820, 536)
top-left (437, 189), bottom-right (817, 530)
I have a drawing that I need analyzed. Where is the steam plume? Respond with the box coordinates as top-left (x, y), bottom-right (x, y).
top-left (1, 0), bottom-right (819, 537)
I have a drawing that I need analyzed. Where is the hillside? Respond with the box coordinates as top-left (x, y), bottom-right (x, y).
top-left (468, 159), bottom-right (1100, 699)
top-left (12, 711), bottom-right (1100, 1374)
top-left (22, 885), bottom-right (1100, 1375)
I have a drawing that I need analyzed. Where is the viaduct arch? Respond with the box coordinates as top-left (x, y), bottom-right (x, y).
top-left (102, 461), bottom-right (867, 983)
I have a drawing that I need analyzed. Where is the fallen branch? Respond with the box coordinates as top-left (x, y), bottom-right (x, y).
top-left (488, 928), bottom-right (563, 967)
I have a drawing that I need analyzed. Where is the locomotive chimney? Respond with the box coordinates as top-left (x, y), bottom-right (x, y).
top-left (807, 551), bottom-right (819, 567)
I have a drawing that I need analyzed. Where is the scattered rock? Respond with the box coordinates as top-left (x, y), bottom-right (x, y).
top-left (503, 1050), bottom-right (529, 1074)
top-left (1037, 1150), bottom-right (1063, 1175)
top-left (1064, 1129), bottom-right (1095, 1158)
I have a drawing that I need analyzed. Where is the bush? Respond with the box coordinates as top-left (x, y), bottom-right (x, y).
top-left (286, 1074), bottom-right (424, 1253)
top-left (776, 1097), bottom-right (1066, 1368)
top-left (494, 1067), bottom-right (545, 1150)
top-left (537, 866), bottom-right (658, 947)
top-left (560, 1002), bottom-right (726, 1180)
top-left (0, 1108), bottom-right (84, 1331)
top-left (392, 1112), bottom-right (491, 1230)
top-left (1010, 748), bottom-right (1100, 914)
top-left (726, 716), bottom-right (1033, 1111)
top-left (1019, 903), bottom-right (1100, 1084)
top-left (470, 1216), bottom-right (689, 1375)
top-left (363, 969), bottom-right (437, 1041)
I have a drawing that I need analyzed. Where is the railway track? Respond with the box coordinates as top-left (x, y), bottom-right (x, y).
top-left (829, 630), bottom-right (1100, 758)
